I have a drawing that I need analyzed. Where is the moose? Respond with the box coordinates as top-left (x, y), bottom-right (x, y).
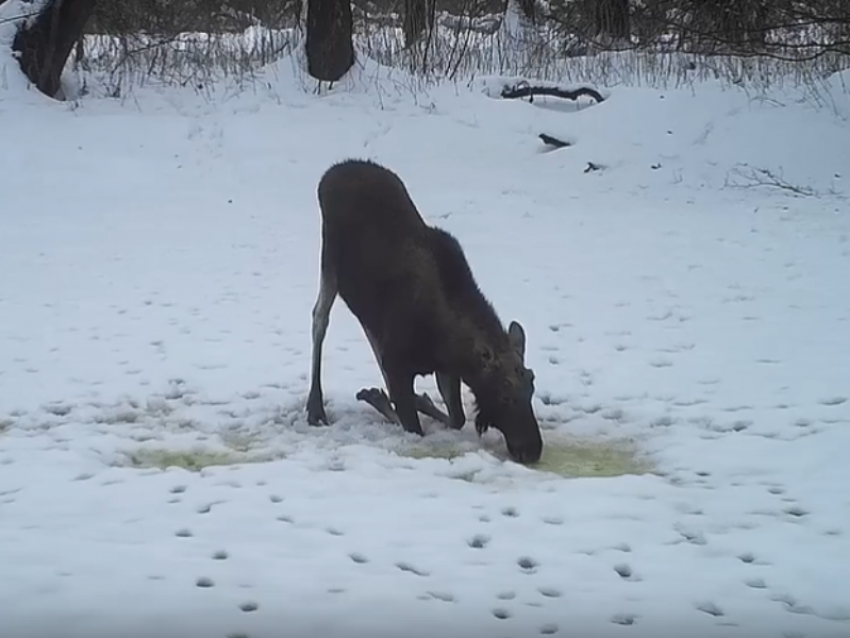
top-left (305, 159), bottom-right (543, 464)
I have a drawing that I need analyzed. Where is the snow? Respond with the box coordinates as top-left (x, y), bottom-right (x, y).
top-left (2, 34), bottom-right (850, 637)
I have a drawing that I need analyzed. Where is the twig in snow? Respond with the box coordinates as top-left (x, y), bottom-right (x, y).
top-left (724, 163), bottom-right (818, 197)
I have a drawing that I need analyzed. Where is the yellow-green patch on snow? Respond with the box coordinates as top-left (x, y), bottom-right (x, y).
top-left (397, 435), bottom-right (654, 478)
top-left (120, 447), bottom-right (283, 471)
top-left (532, 436), bottom-right (655, 478)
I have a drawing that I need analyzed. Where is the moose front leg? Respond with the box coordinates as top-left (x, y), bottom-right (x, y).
top-left (436, 372), bottom-right (466, 430)
top-left (385, 365), bottom-right (424, 436)
top-left (414, 392), bottom-right (451, 424)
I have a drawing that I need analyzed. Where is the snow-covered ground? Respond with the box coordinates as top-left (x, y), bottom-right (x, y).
top-left (2, 36), bottom-right (850, 637)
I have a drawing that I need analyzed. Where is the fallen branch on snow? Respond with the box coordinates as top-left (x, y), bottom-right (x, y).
top-left (725, 164), bottom-right (820, 198)
top-left (501, 81), bottom-right (606, 104)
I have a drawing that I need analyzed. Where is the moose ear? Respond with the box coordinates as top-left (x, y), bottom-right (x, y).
top-left (508, 321), bottom-right (526, 361)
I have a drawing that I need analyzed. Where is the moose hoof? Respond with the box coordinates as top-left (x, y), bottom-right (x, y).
top-left (307, 409), bottom-right (329, 426)
top-left (306, 395), bottom-right (329, 426)
top-left (356, 387), bottom-right (389, 405)
top-left (357, 387), bottom-right (404, 425)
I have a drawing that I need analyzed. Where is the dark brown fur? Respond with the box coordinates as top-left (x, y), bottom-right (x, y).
top-left (306, 159), bottom-right (543, 464)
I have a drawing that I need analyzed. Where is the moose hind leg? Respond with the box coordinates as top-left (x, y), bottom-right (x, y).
top-left (356, 387), bottom-right (400, 424)
top-left (356, 327), bottom-right (401, 424)
top-left (436, 372), bottom-right (466, 430)
top-left (306, 260), bottom-right (338, 426)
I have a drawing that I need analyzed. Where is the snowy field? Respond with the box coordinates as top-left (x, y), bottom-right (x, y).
top-left (2, 34), bottom-right (850, 638)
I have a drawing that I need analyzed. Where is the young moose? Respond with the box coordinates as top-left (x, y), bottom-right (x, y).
top-left (305, 159), bottom-right (543, 464)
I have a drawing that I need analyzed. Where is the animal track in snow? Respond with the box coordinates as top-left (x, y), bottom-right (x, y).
top-left (396, 561), bottom-right (429, 576)
top-left (695, 601), bottom-right (724, 617)
top-left (468, 534), bottom-right (490, 549)
top-left (737, 552), bottom-right (769, 565)
top-left (501, 506), bottom-right (519, 517)
top-left (492, 607), bottom-right (511, 620)
top-left (518, 556), bottom-right (539, 572)
top-left (611, 612), bottom-right (636, 625)
top-left (496, 591), bottom-right (516, 600)
top-left (196, 577), bottom-right (214, 588)
top-left (175, 528), bottom-right (193, 537)
top-left (425, 590), bottom-right (455, 602)
top-left (239, 601), bottom-right (258, 612)
top-left (783, 505), bottom-right (809, 518)
top-left (539, 623), bottom-right (559, 634)
top-left (537, 586), bottom-right (562, 598)
top-left (819, 396), bottom-right (847, 406)
top-left (349, 552), bottom-right (368, 564)
top-left (614, 563), bottom-right (636, 580)
top-left (211, 550), bottom-right (228, 560)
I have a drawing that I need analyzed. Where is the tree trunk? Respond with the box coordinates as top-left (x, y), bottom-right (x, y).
top-left (516, 0), bottom-right (537, 24)
top-left (305, 0), bottom-right (354, 82)
top-left (403, 0), bottom-right (427, 47)
top-left (593, 0), bottom-right (630, 42)
top-left (12, 0), bottom-right (97, 99)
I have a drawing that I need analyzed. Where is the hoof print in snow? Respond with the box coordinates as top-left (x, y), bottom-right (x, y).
top-left (695, 601), bottom-right (724, 617)
top-left (170, 485), bottom-right (187, 494)
top-left (196, 577), bottom-right (214, 588)
top-left (542, 516), bottom-right (563, 526)
top-left (783, 505), bottom-right (808, 518)
top-left (396, 562), bottom-right (429, 576)
top-left (43, 403), bottom-right (72, 416)
top-left (819, 396), bottom-right (847, 406)
top-left (269, 494), bottom-right (283, 503)
top-left (677, 528), bottom-right (707, 545)
top-left (426, 590), bottom-right (456, 602)
top-left (349, 552), bottom-right (369, 564)
top-left (468, 534), bottom-right (490, 549)
top-left (492, 608), bottom-right (511, 620)
top-left (745, 578), bottom-right (767, 589)
top-left (326, 527), bottom-right (344, 536)
top-left (540, 623), bottom-right (559, 634)
top-left (497, 591), bottom-right (516, 600)
top-left (212, 550), bottom-right (229, 560)
top-left (501, 506), bottom-right (519, 517)
top-left (537, 586), bottom-right (562, 598)
top-left (328, 587), bottom-right (346, 594)
top-left (611, 613), bottom-right (636, 625)
top-left (239, 601), bottom-right (258, 613)
top-left (737, 552), bottom-right (760, 564)
top-left (517, 556), bottom-right (538, 572)
top-left (614, 564), bottom-right (634, 579)
top-left (175, 528), bottom-right (193, 537)
top-left (277, 515), bottom-right (294, 523)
